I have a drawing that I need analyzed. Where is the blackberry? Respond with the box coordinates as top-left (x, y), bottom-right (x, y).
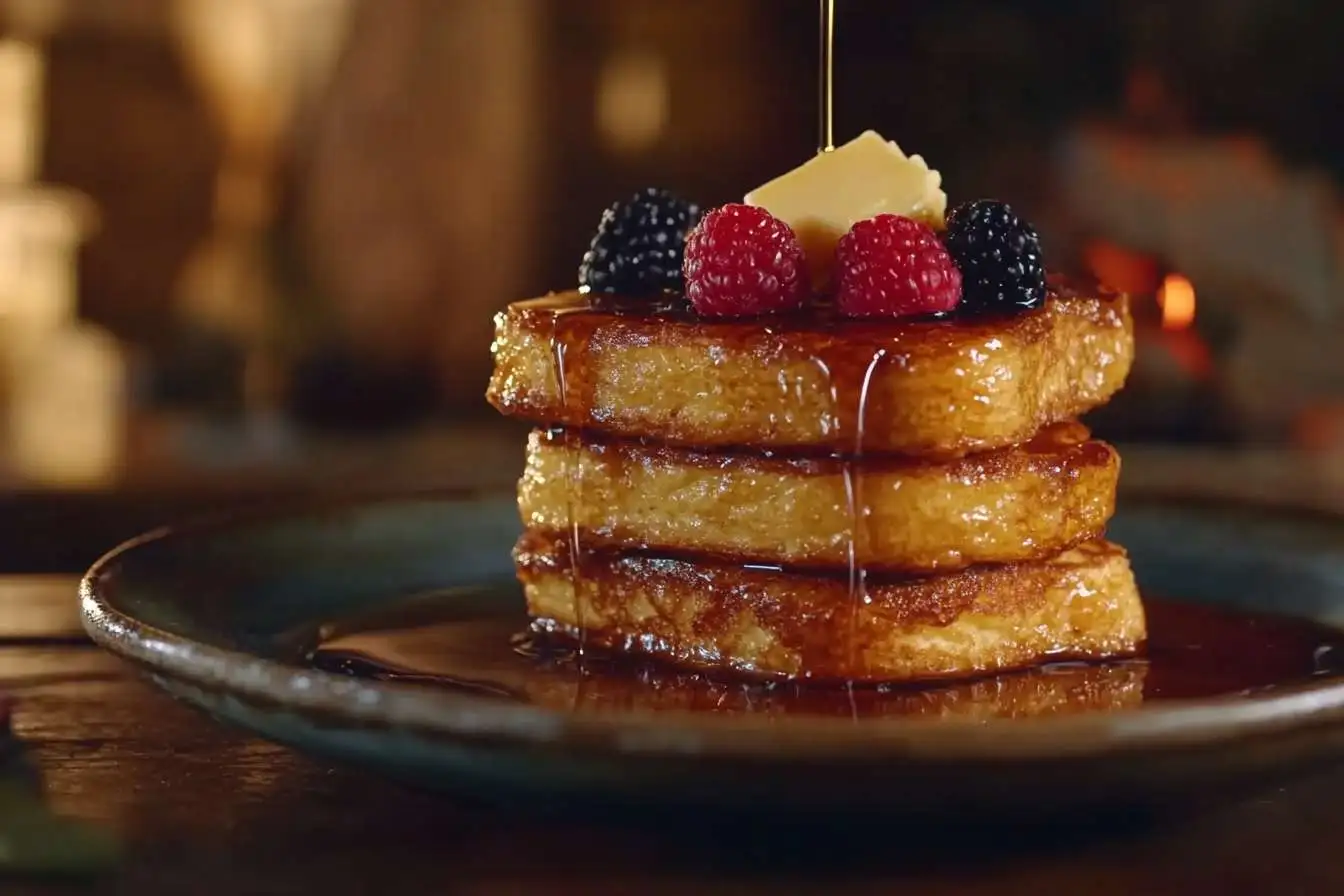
top-left (578, 188), bottom-right (702, 296)
top-left (943, 200), bottom-right (1047, 312)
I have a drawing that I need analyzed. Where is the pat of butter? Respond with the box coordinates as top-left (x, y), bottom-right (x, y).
top-left (744, 130), bottom-right (947, 287)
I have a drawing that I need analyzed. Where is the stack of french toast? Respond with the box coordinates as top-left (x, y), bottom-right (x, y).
top-left (488, 131), bottom-right (1144, 684)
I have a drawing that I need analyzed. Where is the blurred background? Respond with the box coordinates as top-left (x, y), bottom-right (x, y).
top-left (0, 0), bottom-right (1336, 569)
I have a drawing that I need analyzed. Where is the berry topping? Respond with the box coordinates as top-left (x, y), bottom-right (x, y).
top-left (943, 200), bottom-right (1047, 311)
top-left (579, 188), bottom-right (702, 296)
top-left (834, 214), bottom-right (962, 318)
top-left (683, 204), bottom-right (809, 318)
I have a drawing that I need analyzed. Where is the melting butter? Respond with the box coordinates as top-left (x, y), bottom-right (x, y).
top-left (744, 130), bottom-right (947, 288)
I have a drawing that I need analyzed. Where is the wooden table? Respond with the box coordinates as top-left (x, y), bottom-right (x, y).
top-left (5, 580), bottom-right (1344, 895)
top-left (0, 418), bottom-right (528, 574)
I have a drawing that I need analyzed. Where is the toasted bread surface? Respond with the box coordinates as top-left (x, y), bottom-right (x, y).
top-left (520, 422), bottom-right (1118, 573)
top-left (515, 532), bottom-right (1145, 682)
top-left (487, 279), bottom-right (1133, 457)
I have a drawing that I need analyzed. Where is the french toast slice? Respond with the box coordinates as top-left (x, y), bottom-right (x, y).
top-left (522, 657), bottom-right (1146, 720)
top-left (488, 277), bottom-right (1133, 457)
top-left (520, 422), bottom-right (1118, 573)
top-left (515, 532), bottom-right (1145, 682)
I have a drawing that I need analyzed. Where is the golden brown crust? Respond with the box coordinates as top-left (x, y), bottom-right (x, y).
top-left (487, 279), bottom-right (1133, 457)
top-left (515, 531), bottom-right (1145, 682)
top-left (519, 422), bottom-right (1119, 573)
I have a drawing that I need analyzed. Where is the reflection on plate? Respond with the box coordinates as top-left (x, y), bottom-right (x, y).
top-left (309, 606), bottom-right (1145, 721)
top-left (306, 590), bottom-right (1344, 722)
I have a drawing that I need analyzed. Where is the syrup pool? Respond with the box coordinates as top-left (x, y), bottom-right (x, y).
top-left (302, 587), bottom-right (1344, 720)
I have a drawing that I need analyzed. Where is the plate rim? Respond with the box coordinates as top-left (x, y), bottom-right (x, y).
top-left (79, 488), bottom-right (1344, 762)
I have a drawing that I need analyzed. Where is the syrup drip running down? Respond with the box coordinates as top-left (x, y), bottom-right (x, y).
top-left (541, 293), bottom-right (991, 679)
top-left (814, 344), bottom-right (888, 695)
top-left (849, 348), bottom-right (888, 676)
top-left (812, 354), bottom-right (856, 710)
top-left (549, 306), bottom-right (602, 656)
top-left (813, 0), bottom-right (871, 694)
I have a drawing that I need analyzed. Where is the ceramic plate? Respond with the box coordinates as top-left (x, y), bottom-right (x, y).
top-left (79, 492), bottom-right (1344, 818)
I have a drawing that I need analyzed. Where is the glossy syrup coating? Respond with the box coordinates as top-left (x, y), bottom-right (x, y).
top-left (486, 276), bottom-right (1133, 457)
top-left (515, 532), bottom-right (1145, 683)
top-left (518, 421), bottom-right (1118, 573)
top-left (312, 595), bottom-right (1344, 715)
top-left (516, 649), bottom-right (1146, 719)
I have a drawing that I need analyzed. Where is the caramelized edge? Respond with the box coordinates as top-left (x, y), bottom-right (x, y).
top-left (514, 529), bottom-right (1128, 626)
top-left (532, 420), bottom-right (1114, 475)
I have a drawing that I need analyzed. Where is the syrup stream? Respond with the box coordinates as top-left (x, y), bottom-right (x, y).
top-left (814, 0), bottom-right (863, 698)
top-left (818, 0), bottom-right (837, 152)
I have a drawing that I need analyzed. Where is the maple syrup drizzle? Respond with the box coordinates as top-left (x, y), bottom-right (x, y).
top-left (838, 458), bottom-right (859, 717)
top-left (309, 595), bottom-right (1344, 717)
top-left (808, 353), bottom-right (849, 676)
top-left (548, 305), bottom-right (600, 656)
top-left (801, 0), bottom-right (863, 688)
top-left (814, 355), bottom-right (860, 715)
top-left (808, 339), bottom-right (886, 693)
top-left (818, 0), bottom-right (837, 153)
top-left (850, 348), bottom-right (887, 680)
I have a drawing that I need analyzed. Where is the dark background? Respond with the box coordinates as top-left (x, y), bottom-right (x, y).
top-left (0, 0), bottom-right (1336, 569)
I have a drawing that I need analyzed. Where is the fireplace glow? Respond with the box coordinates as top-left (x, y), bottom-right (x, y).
top-left (1083, 240), bottom-right (1159, 296)
top-left (1158, 274), bottom-right (1195, 330)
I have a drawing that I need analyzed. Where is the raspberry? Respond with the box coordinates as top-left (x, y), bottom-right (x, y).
top-left (579, 188), bottom-right (701, 296)
top-left (834, 215), bottom-right (962, 318)
top-left (943, 200), bottom-right (1046, 311)
top-left (683, 204), bottom-right (808, 317)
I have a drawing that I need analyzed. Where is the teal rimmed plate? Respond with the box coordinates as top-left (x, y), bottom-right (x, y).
top-left (79, 491), bottom-right (1344, 817)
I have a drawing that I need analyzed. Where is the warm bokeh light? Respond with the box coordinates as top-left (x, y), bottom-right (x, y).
top-left (1158, 274), bottom-right (1196, 330)
top-left (1083, 240), bottom-right (1160, 296)
top-left (596, 50), bottom-right (669, 154)
top-left (0, 39), bottom-right (42, 185)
